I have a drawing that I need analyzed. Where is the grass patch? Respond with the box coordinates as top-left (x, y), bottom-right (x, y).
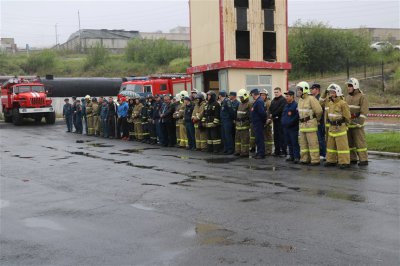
top-left (366, 131), bottom-right (400, 153)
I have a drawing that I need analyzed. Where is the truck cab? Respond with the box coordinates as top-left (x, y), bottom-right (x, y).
top-left (1, 78), bottom-right (56, 125)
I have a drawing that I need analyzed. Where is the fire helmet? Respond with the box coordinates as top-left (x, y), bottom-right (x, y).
top-left (296, 81), bottom-right (311, 95)
top-left (346, 78), bottom-right (360, 91)
top-left (327, 84), bottom-right (343, 97)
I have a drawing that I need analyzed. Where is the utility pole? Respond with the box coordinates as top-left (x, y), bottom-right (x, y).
top-left (78, 10), bottom-right (82, 53)
top-left (55, 23), bottom-right (58, 48)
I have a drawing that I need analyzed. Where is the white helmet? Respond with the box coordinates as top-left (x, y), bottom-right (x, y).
top-left (179, 90), bottom-right (189, 99)
top-left (327, 84), bottom-right (343, 97)
top-left (260, 89), bottom-right (269, 95)
top-left (346, 78), bottom-right (360, 91)
top-left (201, 92), bottom-right (206, 99)
top-left (85, 95), bottom-right (91, 99)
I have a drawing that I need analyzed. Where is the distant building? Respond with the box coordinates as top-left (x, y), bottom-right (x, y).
top-left (58, 29), bottom-right (139, 53)
top-left (187, 0), bottom-right (291, 95)
top-left (0, 38), bottom-right (17, 53)
top-left (58, 27), bottom-right (190, 53)
top-left (350, 28), bottom-right (400, 43)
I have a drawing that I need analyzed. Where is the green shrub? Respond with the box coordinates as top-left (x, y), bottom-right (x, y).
top-left (83, 44), bottom-right (109, 71)
top-left (21, 50), bottom-right (58, 75)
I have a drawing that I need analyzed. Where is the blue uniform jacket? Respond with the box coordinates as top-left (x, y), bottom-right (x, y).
top-left (281, 101), bottom-right (299, 128)
top-left (118, 102), bottom-right (129, 118)
top-left (100, 104), bottom-right (109, 120)
top-left (251, 97), bottom-right (266, 124)
top-left (220, 98), bottom-right (235, 121)
top-left (63, 103), bottom-right (72, 117)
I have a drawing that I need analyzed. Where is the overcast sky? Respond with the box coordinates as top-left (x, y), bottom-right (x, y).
top-left (1, 0), bottom-right (399, 48)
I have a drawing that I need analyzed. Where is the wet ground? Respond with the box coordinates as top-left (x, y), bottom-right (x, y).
top-left (0, 121), bottom-right (399, 265)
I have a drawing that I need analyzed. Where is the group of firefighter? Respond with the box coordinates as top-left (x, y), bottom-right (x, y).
top-left (63, 77), bottom-right (369, 169)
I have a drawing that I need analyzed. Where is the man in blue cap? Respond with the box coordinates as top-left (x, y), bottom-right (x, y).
top-left (219, 91), bottom-right (235, 154)
top-left (281, 90), bottom-right (300, 163)
top-left (250, 88), bottom-right (267, 159)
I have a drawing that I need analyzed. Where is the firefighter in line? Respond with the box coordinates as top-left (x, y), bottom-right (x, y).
top-left (96, 97), bottom-right (104, 137)
top-left (192, 92), bottom-right (207, 151)
top-left (324, 84), bottom-right (351, 169)
top-left (281, 90), bottom-right (300, 163)
top-left (75, 99), bottom-right (83, 134)
top-left (160, 94), bottom-right (176, 147)
top-left (296, 81), bottom-right (323, 165)
top-left (184, 96), bottom-right (196, 150)
top-left (147, 95), bottom-right (157, 145)
top-left (100, 98), bottom-right (109, 138)
top-left (173, 94), bottom-right (182, 147)
top-left (177, 91), bottom-right (189, 148)
top-left (117, 97), bottom-right (129, 140)
top-left (234, 89), bottom-right (252, 157)
top-left (140, 96), bottom-right (150, 143)
top-left (63, 98), bottom-right (73, 133)
top-left (250, 88), bottom-right (267, 159)
top-left (311, 83), bottom-right (327, 160)
top-left (71, 96), bottom-right (77, 132)
top-left (81, 97), bottom-right (88, 135)
top-left (203, 91), bottom-right (221, 153)
top-left (219, 91), bottom-right (235, 154)
top-left (229, 91), bottom-right (240, 142)
top-left (85, 95), bottom-right (94, 136)
top-left (107, 97), bottom-right (118, 139)
top-left (345, 78), bottom-right (369, 166)
top-left (127, 98), bottom-right (135, 140)
top-left (153, 95), bottom-right (163, 145)
top-left (133, 96), bottom-right (144, 141)
top-left (260, 89), bottom-right (274, 155)
top-left (92, 97), bottom-right (100, 136)
top-left (270, 87), bottom-right (287, 157)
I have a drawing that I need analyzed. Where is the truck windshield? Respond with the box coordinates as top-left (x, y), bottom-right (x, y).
top-left (14, 86), bottom-right (31, 93)
top-left (124, 84), bottom-right (143, 93)
top-left (32, 86), bottom-right (45, 92)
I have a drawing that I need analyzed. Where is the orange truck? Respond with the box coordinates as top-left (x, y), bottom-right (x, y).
top-left (1, 77), bottom-right (56, 125)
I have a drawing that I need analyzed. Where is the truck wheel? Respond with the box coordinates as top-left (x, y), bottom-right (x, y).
top-left (45, 112), bottom-right (56, 124)
top-left (12, 108), bottom-right (23, 126)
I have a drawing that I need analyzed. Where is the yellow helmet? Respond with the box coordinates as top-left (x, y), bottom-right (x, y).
top-left (237, 89), bottom-right (249, 100)
top-left (296, 81), bottom-right (311, 95)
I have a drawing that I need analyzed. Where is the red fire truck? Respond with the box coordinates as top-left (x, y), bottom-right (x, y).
top-left (118, 74), bottom-right (192, 98)
top-left (1, 77), bottom-right (56, 125)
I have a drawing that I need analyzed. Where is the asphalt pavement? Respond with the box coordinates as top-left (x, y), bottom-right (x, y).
top-left (1, 121), bottom-right (399, 266)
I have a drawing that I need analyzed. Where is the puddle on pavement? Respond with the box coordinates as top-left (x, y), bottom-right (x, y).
top-left (23, 217), bottom-right (65, 231)
top-left (195, 223), bottom-right (234, 245)
top-left (239, 198), bottom-right (260, 202)
top-left (42, 146), bottom-right (57, 150)
top-left (69, 151), bottom-right (101, 159)
top-left (304, 189), bottom-right (366, 202)
top-left (12, 155), bottom-right (33, 159)
top-left (126, 163), bottom-right (154, 169)
top-left (121, 148), bottom-right (159, 153)
top-left (141, 183), bottom-right (165, 187)
top-left (204, 157), bottom-right (240, 164)
top-left (170, 175), bottom-right (208, 187)
top-left (87, 143), bottom-right (114, 148)
top-left (114, 161), bottom-right (130, 164)
top-left (109, 152), bottom-right (129, 156)
top-left (76, 140), bottom-right (92, 143)
top-left (246, 165), bottom-right (278, 171)
top-left (162, 154), bottom-right (194, 160)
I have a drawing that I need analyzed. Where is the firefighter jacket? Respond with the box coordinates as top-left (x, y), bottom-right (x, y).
top-left (235, 99), bottom-right (252, 130)
top-left (298, 94), bottom-right (323, 133)
top-left (127, 103), bottom-right (134, 122)
top-left (202, 100), bottom-right (221, 128)
top-left (231, 99), bottom-right (240, 120)
top-left (133, 103), bottom-right (143, 119)
top-left (141, 103), bottom-right (149, 122)
top-left (92, 103), bottom-right (99, 117)
top-left (345, 90), bottom-right (369, 128)
top-left (175, 101), bottom-right (186, 125)
top-left (192, 100), bottom-right (206, 128)
top-left (326, 97), bottom-right (351, 137)
top-left (86, 101), bottom-right (93, 117)
top-left (147, 101), bottom-right (155, 123)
